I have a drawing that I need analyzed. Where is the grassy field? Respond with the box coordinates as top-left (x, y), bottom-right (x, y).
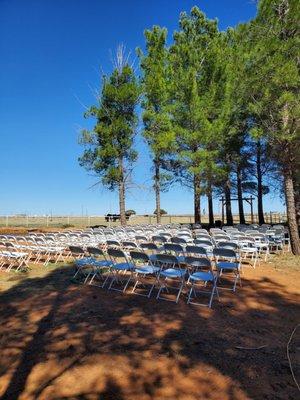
top-left (0, 213), bottom-right (286, 229)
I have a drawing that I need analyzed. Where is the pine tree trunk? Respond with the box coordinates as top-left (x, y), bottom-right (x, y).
top-left (118, 158), bottom-right (126, 226)
top-left (295, 184), bottom-right (300, 228)
top-left (282, 104), bottom-right (300, 254)
top-left (284, 168), bottom-right (300, 255)
top-left (224, 179), bottom-right (233, 226)
top-left (256, 140), bottom-right (265, 225)
top-left (207, 188), bottom-right (214, 226)
top-left (154, 159), bottom-right (161, 224)
top-left (237, 166), bottom-right (246, 224)
top-left (194, 174), bottom-right (201, 224)
top-left (293, 172), bottom-right (300, 228)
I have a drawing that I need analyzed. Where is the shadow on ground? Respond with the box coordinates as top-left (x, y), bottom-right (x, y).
top-left (0, 263), bottom-right (299, 400)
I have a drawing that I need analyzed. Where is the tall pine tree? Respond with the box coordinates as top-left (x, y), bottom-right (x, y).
top-left (79, 47), bottom-right (140, 226)
top-left (169, 7), bottom-right (222, 224)
top-left (139, 27), bottom-right (174, 223)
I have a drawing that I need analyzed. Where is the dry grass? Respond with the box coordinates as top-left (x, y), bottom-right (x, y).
top-left (268, 253), bottom-right (300, 272)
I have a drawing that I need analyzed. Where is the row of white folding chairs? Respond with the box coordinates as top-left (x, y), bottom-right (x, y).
top-left (0, 241), bottom-right (30, 272)
top-left (0, 240), bottom-right (67, 266)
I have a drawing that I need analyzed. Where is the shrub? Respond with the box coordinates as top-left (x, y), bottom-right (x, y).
top-left (125, 210), bottom-right (136, 216)
top-left (153, 209), bottom-right (167, 215)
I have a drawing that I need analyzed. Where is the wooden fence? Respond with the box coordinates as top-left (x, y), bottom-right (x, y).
top-left (0, 212), bottom-right (287, 228)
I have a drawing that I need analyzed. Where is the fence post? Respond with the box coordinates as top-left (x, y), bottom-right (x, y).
top-left (6, 215), bottom-right (8, 227)
top-left (46, 215), bottom-right (49, 227)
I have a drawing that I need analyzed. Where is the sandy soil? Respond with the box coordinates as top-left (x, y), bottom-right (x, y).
top-left (0, 255), bottom-right (299, 400)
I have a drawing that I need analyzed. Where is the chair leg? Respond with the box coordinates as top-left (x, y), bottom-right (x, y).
top-left (208, 284), bottom-right (216, 308)
top-left (187, 285), bottom-right (194, 304)
top-left (123, 275), bottom-right (132, 292)
top-left (83, 271), bottom-right (92, 284)
top-left (175, 282), bottom-right (184, 303)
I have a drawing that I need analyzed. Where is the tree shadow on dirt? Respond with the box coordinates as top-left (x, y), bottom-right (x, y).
top-left (0, 264), bottom-right (299, 400)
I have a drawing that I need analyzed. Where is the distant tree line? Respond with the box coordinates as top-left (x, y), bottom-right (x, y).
top-left (79, 0), bottom-right (300, 254)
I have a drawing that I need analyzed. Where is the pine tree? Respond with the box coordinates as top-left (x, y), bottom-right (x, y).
top-left (169, 7), bottom-right (222, 224)
top-left (139, 26), bottom-right (174, 223)
top-left (79, 47), bottom-right (140, 226)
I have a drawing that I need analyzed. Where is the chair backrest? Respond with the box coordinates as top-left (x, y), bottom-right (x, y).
top-left (107, 248), bottom-right (127, 260)
top-left (69, 246), bottom-right (85, 255)
top-left (217, 241), bottom-right (238, 250)
top-left (229, 232), bottom-right (244, 238)
top-left (140, 242), bottom-right (158, 251)
top-left (213, 234), bottom-right (230, 239)
top-left (129, 250), bottom-right (150, 264)
top-left (193, 224), bottom-right (202, 229)
top-left (152, 235), bottom-right (167, 243)
top-left (210, 228), bottom-right (223, 233)
top-left (185, 256), bottom-right (212, 271)
top-left (213, 247), bottom-right (237, 260)
top-left (195, 234), bottom-right (211, 239)
top-left (177, 231), bottom-right (191, 237)
top-left (160, 232), bottom-right (172, 238)
top-left (250, 233), bottom-right (267, 242)
top-left (106, 240), bottom-right (121, 248)
top-left (238, 236), bottom-right (255, 245)
top-left (87, 247), bottom-right (105, 257)
top-left (143, 229), bottom-right (154, 235)
top-left (186, 245), bottom-right (207, 257)
top-left (135, 235), bottom-right (148, 242)
top-left (245, 230), bottom-right (259, 235)
top-left (155, 253), bottom-right (178, 266)
top-left (273, 224), bottom-right (284, 230)
top-left (194, 229), bottom-right (208, 234)
top-left (81, 234), bottom-right (91, 239)
top-left (194, 239), bottom-right (213, 247)
top-left (164, 243), bottom-right (184, 254)
top-left (171, 237), bottom-right (187, 245)
top-left (122, 241), bottom-right (138, 249)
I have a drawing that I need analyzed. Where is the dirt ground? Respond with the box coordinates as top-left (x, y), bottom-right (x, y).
top-left (0, 254), bottom-right (299, 400)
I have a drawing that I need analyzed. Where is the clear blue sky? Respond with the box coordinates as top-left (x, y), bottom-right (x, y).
top-left (0, 0), bottom-right (285, 216)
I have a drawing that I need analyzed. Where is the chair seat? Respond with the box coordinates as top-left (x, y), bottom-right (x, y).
top-left (160, 268), bottom-right (185, 278)
top-left (93, 260), bottom-right (113, 268)
top-left (75, 257), bottom-right (94, 266)
top-left (3, 252), bottom-right (26, 258)
top-left (176, 255), bottom-right (186, 263)
top-left (111, 262), bottom-right (134, 271)
top-left (255, 243), bottom-right (268, 248)
top-left (190, 271), bottom-right (214, 282)
top-left (135, 265), bottom-right (159, 274)
top-left (216, 261), bottom-right (239, 270)
top-left (240, 247), bottom-right (258, 253)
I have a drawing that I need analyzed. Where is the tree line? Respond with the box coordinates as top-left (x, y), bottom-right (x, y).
top-left (79, 0), bottom-right (300, 254)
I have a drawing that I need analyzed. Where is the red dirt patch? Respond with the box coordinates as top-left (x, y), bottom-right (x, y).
top-left (0, 256), bottom-right (299, 400)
